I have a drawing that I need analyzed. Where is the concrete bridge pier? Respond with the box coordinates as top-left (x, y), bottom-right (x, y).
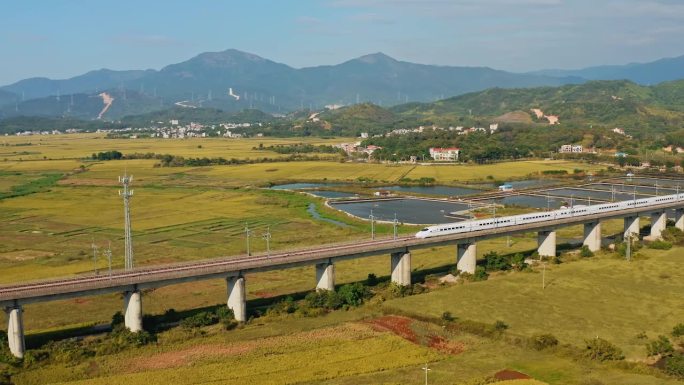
top-left (583, 221), bottom-right (602, 252)
top-left (457, 243), bottom-right (477, 274)
top-left (315, 260), bottom-right (335, 291)
top-left (676, 209), bottom-right (684, 231)
top-left (390, 250), bottom-right (411, 286)
top-left (226, 275), bottom-right (246, 322)
top-left (623, 216), bottom-right (640, 239)
top-left (537, 230), bottom-right (556, 257)
top-left (5, 304), bottom-right (25, 358)
top-left (123, 290), bottom-right (143, 332)
top-left (650, 211), bottom-right (667, 239)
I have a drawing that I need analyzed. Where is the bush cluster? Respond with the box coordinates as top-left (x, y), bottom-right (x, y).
top-left (647, 240), bottom-right (673, 250)
top-left (303, 282), bottom-right (369, 311)
top-left (583, 338), bottom-right (624, 361)
top-left (180, 307), bottom-right (237, 330)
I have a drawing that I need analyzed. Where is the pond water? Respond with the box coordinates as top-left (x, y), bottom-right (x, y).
top-left (585, 183), bottom-right (677, 196)
top-left (606, 177), bottom-right (684, 188)
top-left (330, 199), bottom-right (471, 224)
top-left (486, 195), bottom-right (592, 210)
top-left (377, 185), bottom-right (481, 196)
top-left (545, 188), bottom-right (638, 202)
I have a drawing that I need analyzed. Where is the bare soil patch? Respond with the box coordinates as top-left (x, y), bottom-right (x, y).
top-left (367, 315), bottom-right (418, 343)
top-left (428, 335), bottom-right (465, 354)
top-left (494, 369), bottom-right (532, 380)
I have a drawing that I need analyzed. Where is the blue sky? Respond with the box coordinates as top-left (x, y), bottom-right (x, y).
top-left (1, 0), bottom-right (683, 84)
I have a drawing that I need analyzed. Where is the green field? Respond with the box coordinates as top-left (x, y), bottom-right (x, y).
top-left (2, 135), bottom-right (682, 384)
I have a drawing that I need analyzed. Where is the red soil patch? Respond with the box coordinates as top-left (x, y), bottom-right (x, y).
top-left (367, 315), bottom-right (418, 343)
top-left (367, 316), bottom-right (464, 355)
top-left (494, 369), bottom-right (531, 380)
top-left (428, 335), bottom-right (465, 354)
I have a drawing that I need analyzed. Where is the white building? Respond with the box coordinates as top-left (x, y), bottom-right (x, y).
top-left (429, 147), bottom-right (460, 161)
top-left (559, 144), bottom-right (583, 153)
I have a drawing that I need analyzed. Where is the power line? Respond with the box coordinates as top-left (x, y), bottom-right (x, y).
top-left (119, 173), bottom-right (134, 270)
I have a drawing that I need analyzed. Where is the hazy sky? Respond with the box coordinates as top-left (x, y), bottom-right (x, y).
top-left (1, 0), bottom-right (683, 84)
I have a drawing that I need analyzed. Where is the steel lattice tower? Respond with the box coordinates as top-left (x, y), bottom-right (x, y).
top-left (119, 174), bottom-right (134, 270)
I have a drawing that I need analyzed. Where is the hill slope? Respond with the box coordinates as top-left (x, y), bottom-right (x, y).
top-left (392, 80), bottom-right (684, 134)
top-left (0, 49), bottom-right (581, 118)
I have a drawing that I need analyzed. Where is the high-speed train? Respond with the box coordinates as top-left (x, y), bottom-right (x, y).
top-left (415, 193), bottom-right (684, 238)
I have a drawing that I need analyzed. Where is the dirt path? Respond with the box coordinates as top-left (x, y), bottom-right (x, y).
top-left (97, 92), bottom-right (114, 119)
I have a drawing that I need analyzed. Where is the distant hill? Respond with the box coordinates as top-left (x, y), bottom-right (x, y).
top-left (0, 89), bottom-right (165, 120)
top-left (392, 80), bottom-right (684, 135)
top-left (533, 55), bottom-right (684, 85)
top-left (1, 69), bottom-right (154, 100)
top-left (0, 49), bottom-right (582, 118)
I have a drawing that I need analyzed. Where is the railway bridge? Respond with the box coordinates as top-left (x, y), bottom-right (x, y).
top-left (2, 199), bottom-right (684, 358)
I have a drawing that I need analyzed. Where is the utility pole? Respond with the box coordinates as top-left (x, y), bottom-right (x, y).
top-left (244, 223), bottom-right (252, 256)
top-left (119, 173), bottom-right (134, 270)
top-left (370, 209), bottom-right (376, 240)
top-left (393, 213), bottom-right (398, 239)
top-left (104, 241), bottom-right (112, 278)
top-left (422, 363), bottom-right (431, 385)
top-left (626, 233), bottom-right (631, 261)
top-left (262, 226), bottom-right (271, 256)
top-left (542, 261), bottom-right (547, 290)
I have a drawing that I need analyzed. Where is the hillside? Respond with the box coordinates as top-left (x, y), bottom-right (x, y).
top-left (0, 49), bottom-right (580, 118)
top-left (392, 80), bottom-right (684, 135)
top-left (0, 89), bottom-right (165, 120)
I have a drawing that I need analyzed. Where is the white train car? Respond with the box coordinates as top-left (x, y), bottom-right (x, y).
top-left (415, 193), bottom-right (684, 239)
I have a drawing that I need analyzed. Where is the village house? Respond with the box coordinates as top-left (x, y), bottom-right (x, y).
top-left (429, 147), bottom-right (460, 161)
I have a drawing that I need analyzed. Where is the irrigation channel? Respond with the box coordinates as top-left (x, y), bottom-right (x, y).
top-left (271, 176), bottom-right (684, 226)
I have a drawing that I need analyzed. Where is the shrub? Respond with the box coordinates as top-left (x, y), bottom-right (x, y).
top-left (511, 253), bottom-right (528, 271)
top-left (665, 353), bottom-right (684, 378)
top-left (672, 323), bottom-right (684, 337)
top-left (646, 335), bottom-right (674, 357)
top-left (441, 311), bottom-right (454, 322)
top-left (530, 333), bottom-right (559, 350)
top-left (366, 273), bottom-right (378, 286)
top-left (337, 282), bottom-right (369, 307)
top-left (473, 266), bottom-right (489, 281)
top-left (484, 251), bottom-right (511, 271)
top-left (180, 311), bottom-right (219, 329)
top-left (584, 338), bottom-right (624, 361)
top-left (493, 320), bottom-right (508, 331)
top-left (580, 246), bottom-right (595, 258)
top-left (647, 240), bottom-right (672, 250)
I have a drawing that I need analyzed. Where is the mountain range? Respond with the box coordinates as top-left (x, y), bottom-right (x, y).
top-left (1, 50), bottom-right (683, 120)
